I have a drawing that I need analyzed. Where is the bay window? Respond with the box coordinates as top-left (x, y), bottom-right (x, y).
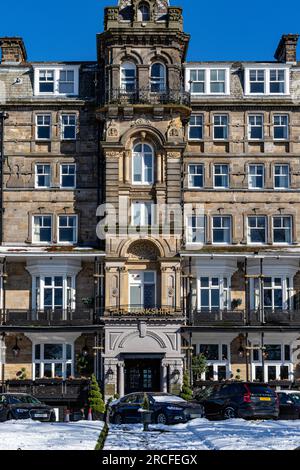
top-left (196, 343), bottom-right (230, 381)
top-left (33, 343), bottom-right (73, 380)
top-left (150, 63), bottom-right (165, 92)
top-left (252, 344), bottom-right (292, 382)
top-left (121, 62), bottom-right (136, 92)
top-left (34, 275), bottom-right (75, 312)
top-left (198, 277), bottom-right (230, 311)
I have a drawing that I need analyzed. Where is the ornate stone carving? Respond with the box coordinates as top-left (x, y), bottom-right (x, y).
top-left (127, 241), bottom-right (160, 260)
top-left (105, 151), bottom-right (121, 158)
top-left (131, 118), bottom-right (152, 127)
top-left (167, 151), bottom-right (181, 159)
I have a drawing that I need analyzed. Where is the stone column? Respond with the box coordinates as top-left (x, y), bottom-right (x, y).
top-left (125, 150), bottom-right (131, 183)
top-left (118, 363), bottom-right (125, 397)
top-left (161, 363), bottom-right (168, 393)
top-left (156, 153), bottom-right (162, 183)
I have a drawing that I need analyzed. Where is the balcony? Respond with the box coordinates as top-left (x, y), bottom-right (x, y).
top-left (104, 305), bottom-right (184, 321)
top-left (103, 87), bottom-right (191, 107)
top-left (0, 309), bottom-right (102, 327)
top-left (2, 379), bottom-right (91, 403)
top-left (191, 309), bottom-right (300, 327)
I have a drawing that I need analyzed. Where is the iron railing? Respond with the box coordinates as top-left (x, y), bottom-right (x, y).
top-left (104, 87), bottom-right (191, 106)
top-left (191, 309), bottom-right (300, 327)
top-left (105, 305), bottom-right (183, 318)
top-left (0, 309), bottom-right (101, 327)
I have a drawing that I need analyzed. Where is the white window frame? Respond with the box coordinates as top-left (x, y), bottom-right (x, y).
top-left (248, 114), bottom-right (264, 141)
top-left (213, 164), bottom-right (229, 188)
top-left (186, 67), bottom-right (230, 95)
top-left (248, 164), bottom-right (264, 189)
top-left (35, 164), bottom-right (51, 189)
top-left (188, 164), bottom-right (204, 188)
top-left (34, 66), bottom-right (79, 96)
top-left (36, 114), bottom-right (51, 141)
top-left (197, 276), bottom-right (230, 311)
top-left (131, 201), bottom-right (154, 226)
top-left (33, 342), bottom-right (74, 380)
top-left (32, 215), bottom-right (53, 244)
top-left (186, 215), bottom-right (206, 245)
top-left (120, 62), bottom-right (136, 92)
top-left (212, 216), bottom-right (232, 245)
top-left (129, 271), bottom-right (157, 309)
top-left (60, 163), bottom-right (76, 189)
top-left (213, 114), bottom-right (228, 140)
top-left (57, 215), bottom-right (78, 245)
top-left (132, 143), bottom-right (154, 185)
top-left (273, 114), bottom-right (289, 141)
top-left (195, 343), bottom-right (231, 381)
top-left (150, 62), bottom-right (166, 92)
top-left (188, 114), bottom-right (204, 140)
top-left (274, 164), bottom-right (290, 189)
top-left (272, 216), bottom-right (292, 245)
top-left (61, 114), bottom-right (77, 141)
top-left (252, 343), bottom-right (293, 382)
top-left (244, 67), bottom-right (289, 96)
top-left (247, 216), bottom-right (267, 245)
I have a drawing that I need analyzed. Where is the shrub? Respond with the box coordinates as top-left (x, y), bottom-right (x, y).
top-left (180, 372), bottom-right (193, 401)
top-left (88, 374), bottom-right (105, 414)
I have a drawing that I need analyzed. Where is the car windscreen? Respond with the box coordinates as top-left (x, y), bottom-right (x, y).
top-left (9, 395), bottom-right (41, 404)
top-left (246, 385), bottom-right (275, 395)
top-left (152, 395), bottom-right (186, 403)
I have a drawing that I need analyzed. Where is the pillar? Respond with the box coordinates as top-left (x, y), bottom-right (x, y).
top-left (118, 363), bottom-right (125, 397)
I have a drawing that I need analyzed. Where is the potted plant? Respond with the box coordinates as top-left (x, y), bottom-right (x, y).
top-left (139, 393), bottom-right (153, 431)
top-left (192, 354), bottom-right (207, 383)
top-left (88, 374), bottom-right (105, 421)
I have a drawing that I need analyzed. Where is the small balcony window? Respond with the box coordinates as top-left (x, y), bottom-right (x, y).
top-left (121, 62), bottom-right (136, 93)
top-left (150, 63), bottom-right (165, 92)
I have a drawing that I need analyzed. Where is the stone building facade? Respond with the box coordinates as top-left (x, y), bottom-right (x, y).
top-left (1, 0), bottom-right (300, 410)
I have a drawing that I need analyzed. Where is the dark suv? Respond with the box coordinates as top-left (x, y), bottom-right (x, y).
top-left (196, 383), bottom-right (279, 420)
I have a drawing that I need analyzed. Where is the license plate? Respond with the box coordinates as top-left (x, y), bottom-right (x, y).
top-left (34, 414), bottom-right (48, 418)
top-left (260, 397), bottom-right (271, 401)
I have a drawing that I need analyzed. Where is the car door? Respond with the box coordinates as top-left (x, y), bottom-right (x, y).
top-left (203, 386), bottom-right (223, 416)
top-left (278, 393), bottom-right (298, 419)
top-left (118, 394), bottom-right (141, 423)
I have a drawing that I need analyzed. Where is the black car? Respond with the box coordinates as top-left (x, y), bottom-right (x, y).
top-left (0, 393), bottom-right (56, 422)
top-left (197, 382), bottom-right (279, 420)
top-left (109, 392), bottom-right (204, 425)
top-left (278, 392), bottom-right (300, 420)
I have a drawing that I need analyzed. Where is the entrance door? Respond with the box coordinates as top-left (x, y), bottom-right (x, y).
top-left (124, 359), bottom-right (161, 394)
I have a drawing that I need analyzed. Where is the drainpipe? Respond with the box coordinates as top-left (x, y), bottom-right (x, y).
top-left (0, 112), bottom-right (9, 245)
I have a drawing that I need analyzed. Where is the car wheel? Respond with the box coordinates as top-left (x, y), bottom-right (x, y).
top-left (223, 407), bottom-right (236, 420)
top-left (156, 413), bottom-right (168, 425)
top-left (114, 413), bottom-right (123, 425)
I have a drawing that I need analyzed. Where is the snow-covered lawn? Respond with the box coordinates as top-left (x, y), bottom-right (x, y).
top-left (0, 420), bottom-right (104, 450)
top-left (104, 418), bottom-right (300, 450)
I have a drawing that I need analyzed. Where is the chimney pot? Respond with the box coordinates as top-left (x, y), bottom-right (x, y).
top-left (0, 37), bottom-right (27, 64)
top-left (274, 34), bottom-right (299, 64)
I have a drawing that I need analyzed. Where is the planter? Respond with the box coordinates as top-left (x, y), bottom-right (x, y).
top-left (139, 409), bottom-right (153, 431)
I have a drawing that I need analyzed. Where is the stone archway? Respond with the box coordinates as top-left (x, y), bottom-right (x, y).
top-left (127, 239), bottom-right (161, 260)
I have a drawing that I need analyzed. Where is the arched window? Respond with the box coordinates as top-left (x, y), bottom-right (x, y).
top-left (120, 62), bottom-right (136, 93)
top-left (132, 143), bottom-right (154, 184)
top-left (138, 2), bottom-right (150, 22)
top-left (150, 63), bottom-right (166, 92)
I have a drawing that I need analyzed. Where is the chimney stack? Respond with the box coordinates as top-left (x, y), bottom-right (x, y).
top-left (274, 34), bottom-right (299, 64)
top-left (0, 37), bottom-right (27, 64)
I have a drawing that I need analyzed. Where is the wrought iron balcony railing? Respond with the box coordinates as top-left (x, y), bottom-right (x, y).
top-left (0, 309), bottom-right (102, 327)
top-left (191, 309), bottom-right (300, 327)
top-left (103, 87), bottom-right (191, 106)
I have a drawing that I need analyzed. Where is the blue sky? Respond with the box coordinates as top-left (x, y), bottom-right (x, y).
top-left (1, 0), bottom-right (300, 62)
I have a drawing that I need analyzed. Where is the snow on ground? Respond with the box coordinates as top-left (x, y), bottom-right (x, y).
top-left (0, 420), bottom-right (104, 450)
top-left (104, 418), bottom-right (300, 450)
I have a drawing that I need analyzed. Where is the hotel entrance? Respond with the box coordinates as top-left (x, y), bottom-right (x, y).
top-left (124, 358), bottom-right (161, 394)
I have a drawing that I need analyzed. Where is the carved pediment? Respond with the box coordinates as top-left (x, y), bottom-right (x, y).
top-left (127, 240), bottom-right (160, 260)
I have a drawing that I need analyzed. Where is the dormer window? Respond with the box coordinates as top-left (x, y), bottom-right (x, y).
top-left (245, 67), bottom-right (289, 95)
top-left (138, 2), bottom-right (150, 22)
top-left (34, 66), bottom-right (79, 96)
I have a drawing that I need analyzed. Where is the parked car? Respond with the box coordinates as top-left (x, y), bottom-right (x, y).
top-left (277, 391), bottom-right (300, 420)
top-left (196, 382), bottom-right (279, 420)
top-left (109, 392), bottom-right (204, 425)
top-left (0, 393), bottom-right (56, 422)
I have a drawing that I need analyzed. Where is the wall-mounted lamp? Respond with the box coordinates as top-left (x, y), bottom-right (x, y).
top-left (12, 337), bottom-right (21, 358)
